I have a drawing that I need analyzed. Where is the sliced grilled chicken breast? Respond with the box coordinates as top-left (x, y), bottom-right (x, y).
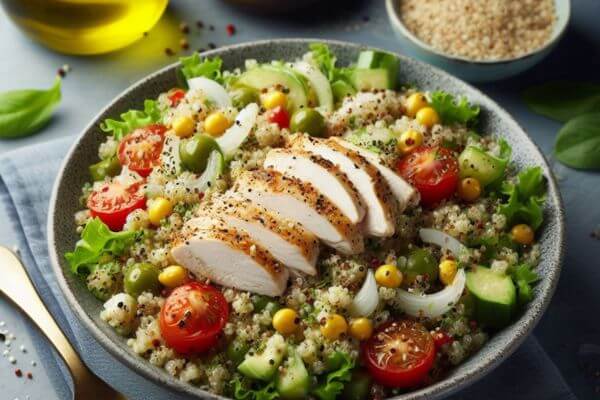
top-left (171, 215), bottom-right (289, 296)
top-left (331, 137), bottom-right (419, 210)
top-left (204, 196), bottom-right (320, 275)
top-left (264, 148), bottom-right (365, 224)
top-left (233, 169), bottom-right (364, 255)
top-left (289, 135), bottom-right (397, 237)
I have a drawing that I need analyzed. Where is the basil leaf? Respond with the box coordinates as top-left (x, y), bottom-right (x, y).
top-left (554, 113), bottom-right (600, 170)
top-left (0, 77), bottom-right (61, 138)
top-left (523, 82), bottom-right (600, 122)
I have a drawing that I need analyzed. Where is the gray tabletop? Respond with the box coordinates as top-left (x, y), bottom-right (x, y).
top-left (1, 1), bottom-right (599, 399)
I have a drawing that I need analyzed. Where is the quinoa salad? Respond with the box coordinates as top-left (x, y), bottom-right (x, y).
top-left (65, 44), bottom-right (547, 399)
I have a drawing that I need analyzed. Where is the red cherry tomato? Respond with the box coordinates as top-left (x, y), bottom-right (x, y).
top-left (432, 330), bottom-right (453, 349)
top-left (267, 106), bottom-right (290, 129)
top-left (363, 320), bottom-right (436, 388)
top-left (160, 282), bottom-right (229, 354)
top-left (118, 124), bottom-right (166, 177)
top-left (168, 89), bottom-right (186, 107)
top-left (87, 181), bottom-right (146, 231)
top-left (396, 146), bottom-right (459, 207)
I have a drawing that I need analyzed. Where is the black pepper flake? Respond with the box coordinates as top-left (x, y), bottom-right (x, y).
top-left (208, 42), bottom-right (217, 49)
top-left (196, 20), bottom-right (204, 29)
top-left (26, 372), bottom-right (33, 379)
top-left (209, 25), bottom-right (215, 31)
top-left (0, 333), bottom-right (5, 342)
top-left (180, 22), bottom-right (190, 34)
top-left (165, 47), bottom-right (175, 56)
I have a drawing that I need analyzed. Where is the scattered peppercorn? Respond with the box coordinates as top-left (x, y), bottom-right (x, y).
top-left (226, 24), bottom-right (236, 36)
top-left (0, 333), bottom-right (5, 342)
top-left (142, 31), bottom-right (149, 37)
top-left (196, 20), bottom-right (204, 29)
top-left (197, 48), bottom-right (206, 53)
top-left (27, 372), bottom-right (33, 379)
top-left (208, 42), bottom-right (216, 49)
top-left (165, 47), bottom-right (175, 56)
top-left (15, 369), bottom-right (22, 377)
top-left (180, 39), bottom-right (190, 50)
top-left (179, 22), bottom-right (190, 34)
top-left (209, 25), bottom-right (215, 31)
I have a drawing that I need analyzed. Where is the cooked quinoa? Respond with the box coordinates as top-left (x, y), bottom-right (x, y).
top-left (399, 0), bottom-right (556, 60)
top-left (66, 44), bottom-right (547, 399)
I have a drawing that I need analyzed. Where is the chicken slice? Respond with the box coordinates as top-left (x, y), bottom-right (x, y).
top-left (203, 196), bottom-right (320, 275)
top-left (264, 148), bottom-right (365, 224)
top-left (171, 215), bottom-right (289, 296)
top-left (331, 137), bottom-right (419, 211)
top-left (233, 169), bottom-right (364, 255)
top-left (289, 135), bottom-right (397, 237)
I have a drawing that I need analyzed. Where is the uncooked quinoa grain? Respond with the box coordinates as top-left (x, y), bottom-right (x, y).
top-left (399, 0), bottom-right (556, 60)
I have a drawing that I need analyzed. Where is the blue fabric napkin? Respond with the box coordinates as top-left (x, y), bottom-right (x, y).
top-left (0, 137), bottom-right (577, 400)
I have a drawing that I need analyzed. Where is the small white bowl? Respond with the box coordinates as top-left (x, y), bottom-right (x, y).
top-left (385, 0), bottom-right (571, 83)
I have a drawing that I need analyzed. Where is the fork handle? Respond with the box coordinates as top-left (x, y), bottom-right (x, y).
top-left (0, 246), bottom-right (124, 399)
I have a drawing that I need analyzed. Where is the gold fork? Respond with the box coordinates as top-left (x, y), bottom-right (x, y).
top-left (0, 245), bottom-right (126, 400)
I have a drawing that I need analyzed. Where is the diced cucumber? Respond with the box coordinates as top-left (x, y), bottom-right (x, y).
top-left (238, 334), bottom-right (287, 381)
top-left (356, 50), bottom-right (399, 88)
top-left (344, 127), bottom-right (396, 153)
top-left (238, 65), bottom-right (308, 111)
top-left (458, 146), bottom-right (507, 186)
top-left (466, 266), bottom-right (516, 329)
top-left (351, 69), bottom-right (391, 91)
top-left (276, 347), bottom-right (310, 399)
top-left (331, 80), bottom-right (356, 102)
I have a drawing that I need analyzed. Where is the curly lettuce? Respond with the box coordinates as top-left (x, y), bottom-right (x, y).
top-left (512, 263), bottom-right (540, 305)
top-left (430, 91), bottom-right (480, 126)
top-left (312, 352), bottom-right (354, 400)
top-left (498, 166), bottom-right (546, 230)
top-left (100, 99), bottom-right (162, 140)
top-left (65, 218), bottom-right (138, 275)
top-left (231, 377), bottom-right (279, 400)
top-left (179, 53), bottom-right (224, 83)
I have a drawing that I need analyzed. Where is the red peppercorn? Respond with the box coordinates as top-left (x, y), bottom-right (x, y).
top-left (15, 369), bottom-right (22, 377)
top-left (226, 24), bottom-right (236, 36)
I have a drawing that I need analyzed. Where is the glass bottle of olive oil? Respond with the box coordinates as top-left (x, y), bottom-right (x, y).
top-left (1, 0), bottom-right (168, 55)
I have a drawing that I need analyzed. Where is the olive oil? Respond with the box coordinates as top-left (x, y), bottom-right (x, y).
top-left (1, 0), bottom-right (168, 55)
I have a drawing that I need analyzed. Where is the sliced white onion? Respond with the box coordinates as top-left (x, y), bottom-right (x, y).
top-left (187, 76), bottom-right (231, 109)
top-left (393, 269), bottom-right (466, 318)
top-left (292, 61), bottom-right (334, 113)
top-left (349, 270), bottom-right (379, 317)
top-left (216, 103), bottom-right (259, 160)
top-left (419, 228), bottom-right (468, 257)
top-left (192, 150), bottom-right (224, 193)
top-left (113, 166), bottom-right (143, 187)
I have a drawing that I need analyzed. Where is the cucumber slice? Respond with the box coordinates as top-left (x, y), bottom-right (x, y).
top-left (293, 61), bottom-right (334, 112)
top-left (331, 80), bottom-right (356, 102)
top-left (238, 65), bottom-right (308, 111)
top-left (276, 347), bottom-right (310, 399)
top-left (458, 146), bottom-right (507, 186)
top-left (356, 50), bottom-right (399, 88)
top-left (351, 68), bottom-right (391, 91)
top-left (466, 266), bottom-right (516, 329)
top-left (238, 334), bottom-right (286, 381)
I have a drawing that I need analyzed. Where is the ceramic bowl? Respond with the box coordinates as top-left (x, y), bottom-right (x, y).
top-left (385, 0), bottom-right (571, 83)
top-left (48, 38), bottom-right (564, 400)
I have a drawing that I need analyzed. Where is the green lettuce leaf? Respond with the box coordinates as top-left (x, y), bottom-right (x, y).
top-left (65, 218), bottom-right (138, 275)
top-left (100, 99), bottom-right (162, 140)
top-left (231, 377), bottom-right (279, 400)
top-left (430, 91), bottom-right (480, 126)
top-left (512, 264), bottom-right (540, 305)
top-left (312, 352), bottom-right (354, 400)
top-left (179, 53), bottom-right (224, 83)
top-left (309, 43), bottom-right (355, 86)
top-left (498, 167), bottom-right (546, 230)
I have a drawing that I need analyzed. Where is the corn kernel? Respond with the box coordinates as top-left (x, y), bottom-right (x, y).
top-left (397, 129), bottom-right (424, 153)
top-left (375, 264), bottom-right (403, 288)
top-left (320, 314), bottom-right (348, 340)
top-left (272, 308), bottom-right (299, 335)
top-left (405, 92), bottom-right (429, 117)
top-left (261, 90), bottom-right (287, 110)
top-left (349, 318), bottom-right (373, 341)
top-left (203, 111), bottom-right (231, 137)
top-left (148, 197), bottom-right (172, 225)
top-left (172, 115), bottom-right (195, 138)
top-left (511, 224), bottom-right (534, 245)
top-left (457, 177), bottom-right (482, 202)
top-left (416, 107), bottom-right (440, 128)
top-left (158, 265), bottom-right (187, 288)
top-left (439, 259), bottom-right (458, 285)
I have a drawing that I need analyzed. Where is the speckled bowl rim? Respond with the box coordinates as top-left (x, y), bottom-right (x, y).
top-left (385, 0), bottom-right (571, 66)
top-left (48, 38), bottom-right (564, 400)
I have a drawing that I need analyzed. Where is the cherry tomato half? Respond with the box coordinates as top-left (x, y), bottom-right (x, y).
top-left (396, 146), bottom-right (459, 207)
top-left (160, 282), bottom-right (229, 354)
top-left (168, 89), bottom-right (186, 107)
top-left (267, 106), bottom-right (290, 129)
top-left (118, 124), bottom-right (166, 177)
top-left (362, 320), bottom-right (436, 388)
top-left (87, 181), bottom-right (146, 231)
